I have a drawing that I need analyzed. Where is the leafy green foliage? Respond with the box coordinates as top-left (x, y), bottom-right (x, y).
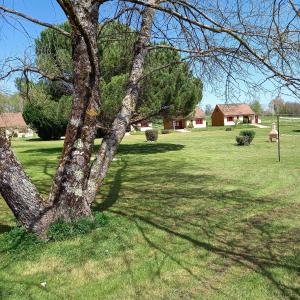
top-left (145, 129), bottom-right (158, 141)
top-left (0, 93), bottom-right (23, 113)
top-left (139, 48), bottom-right (202, 118)
top-left (47, 212), bottom-right (109, 241)
top-left (250, 100), bottom-right (263, 114)
top-left (236, 135), bottom-right (250, 146)
top-left (94, 212), bottom-right (109, 226)
top-left (23, 92), bottom-right (71, 140)
top-left (47, 220), bottom-right (74, 241)
top-left (240, 130), bottom-right (256, 143)
top-left (0, 227), bottom-right (41, 253)
top-left (0, 213), bottom-right (109, 253)
top-left (20, 22), bottom-right (202, 139)
top-left (236, 130), bottom-right (256, 145)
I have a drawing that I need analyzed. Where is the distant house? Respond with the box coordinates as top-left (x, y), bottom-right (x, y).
top-left (0, 112), bottom-right (33, 138)
top-left (211, 104), bottom-right (261, 126)
top-left (163, 107), bottom-right (206, 130)
top-left (131, 119), bottom-right (153, 132)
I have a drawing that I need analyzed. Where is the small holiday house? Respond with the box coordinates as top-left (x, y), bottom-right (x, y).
top-left (163, 107), bottom-right (206, 130)
top-left (0, 112), bottom-right (33, 138)
top-left (132, 119), bottom-right (153, 131)
top-left (211, 104), bottom-right (261, 126)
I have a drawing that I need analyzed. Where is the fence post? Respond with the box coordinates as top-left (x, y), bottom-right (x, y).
top-left (277, 115), bottom-right (281, 162)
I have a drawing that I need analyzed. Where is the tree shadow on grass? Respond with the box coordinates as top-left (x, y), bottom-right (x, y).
top-left (93, 158), bottom-right (300, 299)
top-left (24, 138), bottom-right (44, 142)
top-left (116, 143), bottom-right (184, 155)
top-left (129, 212), bottom-right (300, 299)
top-left (19, 143), bottom-right (184, 196)
top-left (0, 224), bottom-right (12, 234)
top-left (21, 143), bottom-right (184, 156)
top-left (94, 143), bottom-right (184, 211)
top-left (96, 160), bottom-right (128, 211)
top-left (21, 147), bottom-right (62, 156)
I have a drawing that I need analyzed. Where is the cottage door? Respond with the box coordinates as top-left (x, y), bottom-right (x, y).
top-left (175, 120), bottom-right (183, 129)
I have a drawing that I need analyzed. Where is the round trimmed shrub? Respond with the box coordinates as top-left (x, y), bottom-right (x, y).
top-left (145, 129), bottom-right (158, 141)
top-left (236, 135), bottom-right (250, 146)
top-left (240, 130), bottom-right (256, 143)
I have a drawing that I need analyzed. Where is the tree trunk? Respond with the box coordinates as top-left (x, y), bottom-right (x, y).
top-left (0, 133), bottom-right (51, 234)
top-left (48, 1), bottom-right (101, 221)
top-left (85, 3), bottom-right (155, 203)
top-left (0, 1), bottom-right (102, 235)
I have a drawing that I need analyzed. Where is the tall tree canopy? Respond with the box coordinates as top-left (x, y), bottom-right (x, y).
top-left (22, 22), bottom-right (202, 139)
top-left (0, 93), bottom-right (23, 113)
top-left (249, 100), bottom-right (263, 115)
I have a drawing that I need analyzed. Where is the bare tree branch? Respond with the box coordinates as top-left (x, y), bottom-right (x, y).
top-left (0, 4), bottom-right (71, 37)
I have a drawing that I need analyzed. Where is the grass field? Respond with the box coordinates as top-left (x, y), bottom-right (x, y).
top-left (0, 123), bottom-right (299, 299)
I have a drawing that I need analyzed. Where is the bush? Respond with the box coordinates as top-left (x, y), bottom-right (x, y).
top-left (47, 220), bottom-right (74, 241)
top-left (236, 135), bottom-right (250, 146)
top-left (161, 129), bottom-right (170, 134)
top-left (187, 122), bottom-right (194, 129)
top-left (240, 130), bottom-right (256, 143)
top-left (225, 127), bottom-right (232, 131)
top-left (0, 226), bottom-right (41, 252)
top-left (73, 218), bottom-right (96, 235)
top-left (145, 129), bottom-right (158, 141)
top-left (94, 213), bottom-right (109, 226)
top-left (23, 95), bottom-right (71, 140)
top-left (47, 212), bottom-right (109, 241)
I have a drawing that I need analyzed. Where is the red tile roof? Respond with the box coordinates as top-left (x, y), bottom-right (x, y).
top-left (193, 107), bottom-right (205, 119)
top-left (171, 107), bottom-right (205, 120)
top-left (0, 113), bottom-right (27, 128)
top-left (216, 104), bottom-right (256, 116)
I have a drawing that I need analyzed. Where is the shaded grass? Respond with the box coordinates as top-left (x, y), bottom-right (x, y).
top-left (0, 126), bottom-right (299, 299)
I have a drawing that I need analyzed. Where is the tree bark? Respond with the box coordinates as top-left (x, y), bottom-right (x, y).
top-left (0, 1), bottom-right (102, 235)
top-left (48, 0), bottom-right (101, 221)
top-left (85, 2), bottom-right (156, 203)
top-left (0, 133), bottom-right (49, 234)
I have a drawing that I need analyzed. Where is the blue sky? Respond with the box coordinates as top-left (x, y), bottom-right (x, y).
top-left (0, 0), bottom-right (66, 91)
top-left (0, 0), bottom-right (295, 109)
top-left (0, 1), bottom-right (65, 57)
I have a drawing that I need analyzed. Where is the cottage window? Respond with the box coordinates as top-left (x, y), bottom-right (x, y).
top-left (196, 118), bottom-right (203, 124)
top-left (227, 116), bottom-right (234, 122)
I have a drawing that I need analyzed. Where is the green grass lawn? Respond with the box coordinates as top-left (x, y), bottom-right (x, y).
top-left (0, 125), bottom-right (299, 299)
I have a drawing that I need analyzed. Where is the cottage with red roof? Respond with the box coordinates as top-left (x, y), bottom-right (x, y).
top-left (163, 107), bottom-right (206, 130)
top-left (132, 119), bottom-right (153, 132)
top-left (0, 112), bottom-right (33, 138)
top-left (211, 104), bottom-right (261, 126)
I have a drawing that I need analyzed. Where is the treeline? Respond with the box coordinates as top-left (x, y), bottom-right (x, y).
top-left (276, 102), bottom-right (300, 115)
top-left (267, 97), bottom-right (300, 115)
top-left (0, 93), bottom-right (23, 113)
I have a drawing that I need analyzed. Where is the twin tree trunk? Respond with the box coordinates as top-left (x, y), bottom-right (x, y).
top-left (0, 0), bottom-right (155, 236)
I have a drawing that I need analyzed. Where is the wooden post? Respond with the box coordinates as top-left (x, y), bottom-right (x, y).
top-left (277, 115), bottom-right (281, 162)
